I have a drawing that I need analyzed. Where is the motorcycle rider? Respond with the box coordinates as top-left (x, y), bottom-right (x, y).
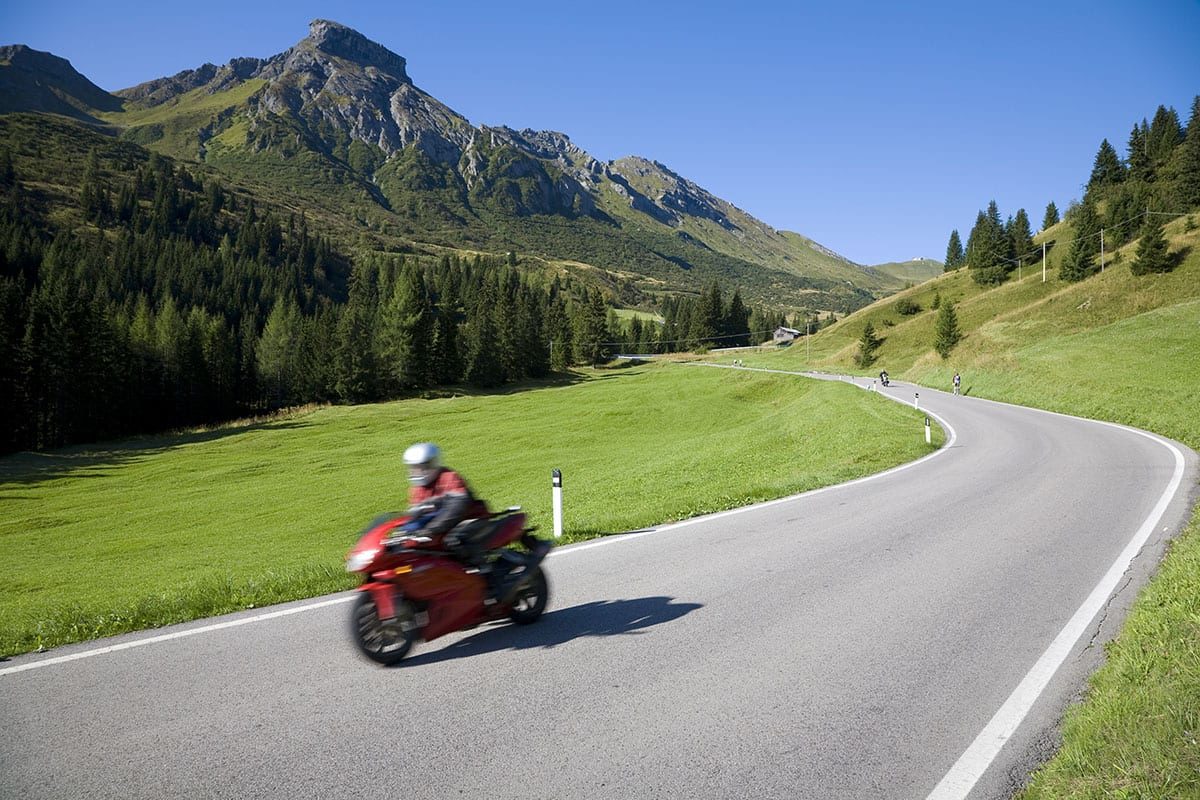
top-left (401, 442), bottom-right (489, 552)
top-left (399, 442), bottom-right (550, 600)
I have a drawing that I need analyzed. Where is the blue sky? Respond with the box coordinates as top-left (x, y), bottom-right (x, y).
top-left (3, 1), bottom-right (1198, 264)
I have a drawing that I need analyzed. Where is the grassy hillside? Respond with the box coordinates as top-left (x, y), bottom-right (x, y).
top-left (0, 363), bottom-right (940, 658)
top-left (705, 212), bottom-right (1200, 797)
top-left (869, 257), bottom-right (944, 284)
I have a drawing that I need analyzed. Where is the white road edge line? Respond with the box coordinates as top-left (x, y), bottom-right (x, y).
top-left (703, 363), bottom-right (1194, 798)
top-left (0, 596), bottom-right (355, 677)
top-left (1, 366), bottom-right (956, 677)
top-left (925, 422), bottom-right (1187, 799)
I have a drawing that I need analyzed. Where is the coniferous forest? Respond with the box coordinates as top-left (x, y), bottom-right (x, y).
top-left (0, 133), bottom-right (767, 454)
top-left (943, 97), bottom-right (1200, 285)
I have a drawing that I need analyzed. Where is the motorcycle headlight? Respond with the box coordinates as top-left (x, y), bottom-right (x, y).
top-left (346, 548), bottom-right (379, 573)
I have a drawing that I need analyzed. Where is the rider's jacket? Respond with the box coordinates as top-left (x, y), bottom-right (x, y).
top-left (408, 467), bottom-right (489, 535)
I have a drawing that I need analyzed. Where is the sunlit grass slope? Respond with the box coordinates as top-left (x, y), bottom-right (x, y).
top-left (0, 362), bottom-right (940, 657)
top-left (708, 212), bottom-right (1200, 798)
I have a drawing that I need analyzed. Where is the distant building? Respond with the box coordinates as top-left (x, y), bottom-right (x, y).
top-left (773, 326), bottom-right (801, 344)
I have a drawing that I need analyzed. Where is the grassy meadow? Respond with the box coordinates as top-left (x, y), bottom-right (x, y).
top-left (708, 214), bottom-right (1200, 798)
top-left (0, 362), bottom-right (940, 658)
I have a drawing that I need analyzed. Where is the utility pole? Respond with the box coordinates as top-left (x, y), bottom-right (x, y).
top-left (1042, 242), bottom-right (1047, 282)
top-left (1100, 228), bottom-right (1105, 272)
top-left (806, 319), bottom-right (811, 362)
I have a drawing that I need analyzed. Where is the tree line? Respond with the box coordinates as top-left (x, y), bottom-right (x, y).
top-left (942, 96), bottom-right (1200, 285)
top-left (0, 145), bottom-right (795, 454)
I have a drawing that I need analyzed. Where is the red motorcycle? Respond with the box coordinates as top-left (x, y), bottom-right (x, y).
top-left (345, 505), bottom-right (551, 665)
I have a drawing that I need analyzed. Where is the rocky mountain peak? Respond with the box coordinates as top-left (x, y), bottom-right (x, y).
top-left (304, 19), bottom-right (408, 80)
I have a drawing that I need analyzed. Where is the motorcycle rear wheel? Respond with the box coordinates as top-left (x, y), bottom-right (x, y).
top-left (351, 591), bottom-right (418, 665)
top-left (507, 566), bottom-right (549, 625)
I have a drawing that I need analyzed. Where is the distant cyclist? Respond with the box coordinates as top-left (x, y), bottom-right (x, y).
top-left (953, 372), bottom-right (961, 396)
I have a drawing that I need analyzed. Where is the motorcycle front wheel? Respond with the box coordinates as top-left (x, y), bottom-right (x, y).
top-left (351, 591), bottom-right (418, 665)
top-left (507, 566), bottom-right (549, 625)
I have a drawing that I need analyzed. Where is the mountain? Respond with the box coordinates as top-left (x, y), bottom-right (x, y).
top-left (0, 20), bottom-right (917, 310)
top-left (0, 45), bottom-right (122, 123)
top-left (868, 258), bottom-right (943, 284)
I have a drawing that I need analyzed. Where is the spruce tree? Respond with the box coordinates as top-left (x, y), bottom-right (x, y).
top-left (1060, 202), bottom-right (1100, 282)
top-left (933, 300), bottom-right (961, 359)
top-left (430, 283), bottom-right (462, 385)
top-left (854, 321), bottom-right (882, 367)
top-left (1009, 209), bottom-right (1034, 263)
top-left (1146, 105), bottom-right (1183, 178)
top-left (545, 293), bottom-right (572, 370)
top-left (463, 284), bottom-right (503, 387)
top-left (723, 289), bottom-right (750, 346)
top-left (335, 265), bottom-right (378, 402)
top-left (944, 230), bottom-right (964, 272)
top-left (256, 299), bottom-right (301, 407)
top-left (1127, 121), bottom-right (1151, 182)
top-left (573, 288), bottom-right (610, 366)
top-left (967, 201), bottom-right (1009, 284)
top-left (1170, 95), bottom-right (1200, 209)
top-left (1130, 215), bottom-right (1172, 275)
top-left (693, 280), bottom-right (723, 346)
top-left (1042, 201), bottom-right (1060, 231)
top-left (1087, 139), bottom-right (1126, 191)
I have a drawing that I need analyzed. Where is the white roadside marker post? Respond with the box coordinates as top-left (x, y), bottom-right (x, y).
top-left (552, 468), bottom-right (563, 539)
top-left (914, 392), bottom-right (920, 410)
top-left (925, 416), bottom-right (932, 444)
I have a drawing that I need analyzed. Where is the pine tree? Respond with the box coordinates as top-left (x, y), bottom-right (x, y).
top-left (1145, 105), bottom-right (1183, 179)
top-left (628, 316), bottom-right (644, 354)
top-left (573, 288), bottom-right (610, 366)
top-left (377, 266), bottom-right (433, 392)
top-left (430, 280), bottom-right (462, 385)
top-left (722, 289), bottom-right (750, 347)
top-left (1170, 95), bottom-right (1200, 209)
top-left (1008, 209), bottom-right (1034, 263)
top-left (693, 280), bottom-right (723, 346)
top-left (966, 201), bottom-right (1009, 284)
top-left (854, 321), bottom-right (882, 367)
top-left (1127, 121), bottom-right (1151, 182)
top-left (463, 283), bottom-right (503, 387)
top-left (545, 293), bottom-right (572, 370)
top-left (944, 230), bottom-right (964, 272)
top-left (1130, 215), bottom-right (1172, 275)
top-left (1087, 139), bottom-right (1126, 191)
top-left (1060, 202), bottom-right (1100, 282)
top-left (335, 265), bottom-right (378, 402)
top-left (933, 301), bottom-right (961, 359)
top-left (256, 298), bottom-right (301, 407)
top-left (1042, 201), bottom-right (1060, 231)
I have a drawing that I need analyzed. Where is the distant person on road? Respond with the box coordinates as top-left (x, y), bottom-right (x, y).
top-left (879, 370), bottom-right (889, 387)
top-left (953, 372), bottom-right (961, 396)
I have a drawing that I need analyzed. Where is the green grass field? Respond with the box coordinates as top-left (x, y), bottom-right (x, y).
top-left (0, 362), bottom-right (940, 658)
top-left (707, 217), bottom-right (1200, 798)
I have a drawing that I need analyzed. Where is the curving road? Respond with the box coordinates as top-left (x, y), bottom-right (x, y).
top-left (2, 369), bottom-right (1196, 800)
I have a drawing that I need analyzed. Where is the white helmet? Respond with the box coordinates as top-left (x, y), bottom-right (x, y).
top-left (403, 442), bottom-right (441, 487)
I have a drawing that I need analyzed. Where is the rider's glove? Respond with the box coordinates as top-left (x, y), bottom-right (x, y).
top-left (443, 531), bottom-right (462, 550)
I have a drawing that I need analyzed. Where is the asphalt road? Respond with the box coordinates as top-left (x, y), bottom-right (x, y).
top-left (2, 370), bottom-right (1196, 800)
